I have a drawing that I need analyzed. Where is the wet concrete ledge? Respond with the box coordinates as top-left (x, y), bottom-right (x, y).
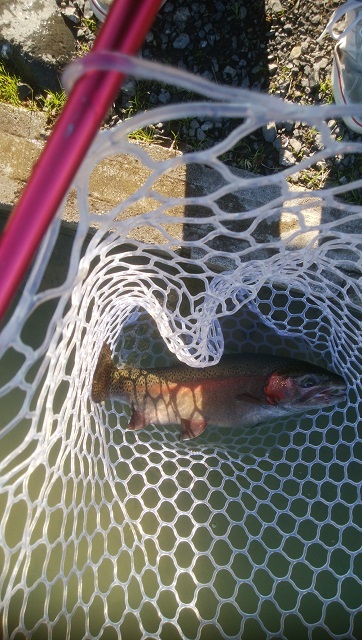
top-left (0, 101), bottom-right (283, 241)
top-left (0, 101), bottom-right (359, 293)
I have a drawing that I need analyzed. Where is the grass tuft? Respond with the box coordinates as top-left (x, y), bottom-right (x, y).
top-left (0, 62), bottom-right (21, 106)
top-left (39, 90), bottom-right (67, 125)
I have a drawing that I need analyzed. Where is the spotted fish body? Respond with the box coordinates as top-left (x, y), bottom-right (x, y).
top-left (91, 343), bottom-right (347, 440)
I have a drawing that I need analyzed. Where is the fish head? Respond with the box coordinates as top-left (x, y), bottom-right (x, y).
top-left (264, 364), bottom-right (347, 410)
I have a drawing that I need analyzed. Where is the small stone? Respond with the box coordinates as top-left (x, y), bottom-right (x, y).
top-left (290, 138), bottom-right (302, 155)
top-left (62, 6), bottom-right (80, 23)
top-left (158, 89), bottom-right (171, 104)
top-left (122, 78), bottom-right (136, 96)
top-left (273, 137), bottom-right (282, 151)
top-left (1, 43), bottom-right (11, 59)
top-left (162, 32), bottom-right (170, 45)
top-left (269, 0), bottom-right (283, 13)
top-left (202, 70), bottom-right (213, 80)
top-left (314, 134), bottom-right (324, 150)
top-left (223, 65), bottom-right (236, 79)
top-left (201, 121), bottom-right (214, 132)
top-left (316, 57), bottom-right (329, 70)
top-left (262, 123), bottom-right (277, 143)
top-left (268, 63), bottom-right (278, 75)
top-left (196, 128), bottom-right (207, 142)
top-left (290, 45), bottom-right (302, 60)
top-left (238, 7), bottom-right (247, 19)
top-left (173, 33), bottom-right (190, 49)
top-left (174, 7), bottom-right (190, 22)
top-left (280, 149), bottom-right (296, 166)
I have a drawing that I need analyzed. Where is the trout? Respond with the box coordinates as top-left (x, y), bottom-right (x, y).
top-left (91, 343), bottom-right (346, 440)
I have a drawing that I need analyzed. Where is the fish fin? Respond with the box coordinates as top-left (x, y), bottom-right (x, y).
top-left (91, 343), bottom-right (114, 403)
top-left (235, 393), bottom-right (261, 405)
top-left (128, 404), bottom-right (146, 431)
top-left (180, 417), bottom-right (207, 441)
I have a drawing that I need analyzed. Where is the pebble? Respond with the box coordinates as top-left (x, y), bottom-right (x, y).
top-left (65, 0), bottom-right (349, 179)
top-left (174, 7), bottom-right (191, 23)
top-left (269, 0), bottom-right (283, 13)
top-left (173, 33), bottom-right (191, 49)
top-left (196, 128), bottom-right (207, 142)
top-left (158, 89), bottom-right (171, 104)
top-left (316, 57), bottom-right (329, 70)
top-left (61, 5), bottom-right (81, 22)
top-left (290, 139), bottom-right (302, 155)
top-left (280, 149), bottom-right (296, 166)
top-left (290, 45), bottom-right (302, 60)
top-left (122, 78), bottom-right (136, 96)
top-left (263, 123), bottom-right (277, 143)
top-left (268, 63), bottom-right (278, 75)
top-left (223, 65), bottom-right (237, 79)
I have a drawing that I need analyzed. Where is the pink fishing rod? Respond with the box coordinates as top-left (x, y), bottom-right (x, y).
top-left (0, 0), bottom-right (162, 322)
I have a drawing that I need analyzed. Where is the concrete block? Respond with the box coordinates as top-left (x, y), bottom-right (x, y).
top-left (0, 0), bottom-right (77, 91)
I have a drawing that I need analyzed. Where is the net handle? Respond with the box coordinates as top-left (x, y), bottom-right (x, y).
top-left (0, 0), bottom-right (162, 324)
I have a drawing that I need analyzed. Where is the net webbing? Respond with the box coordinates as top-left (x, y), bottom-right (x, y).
top-left (1, 55), bottom-right (362, 639)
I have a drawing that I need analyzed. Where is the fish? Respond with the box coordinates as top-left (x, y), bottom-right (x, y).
top-left (91, 343), bottom-right (347, 440)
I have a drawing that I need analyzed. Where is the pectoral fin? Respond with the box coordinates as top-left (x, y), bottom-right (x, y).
top-left (235, 393), bottom-right (262, 405)
top-left (128, 404), bottom-right (146, 431)
top-left (180, 417), bottom-right (207, 441)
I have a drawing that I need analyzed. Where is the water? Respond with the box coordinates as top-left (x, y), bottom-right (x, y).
top-left (0, 227), bottom-right (361, 638)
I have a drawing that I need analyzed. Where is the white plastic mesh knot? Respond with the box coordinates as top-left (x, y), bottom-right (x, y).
top-left (1, 55), bottom-right (362, 639)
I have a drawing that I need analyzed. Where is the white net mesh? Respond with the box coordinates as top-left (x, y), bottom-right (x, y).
top-left (1, 54), bottom-right (362, 639)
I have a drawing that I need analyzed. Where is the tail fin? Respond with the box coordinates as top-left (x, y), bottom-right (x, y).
top-left (91, 342), bottom-right (114, 403)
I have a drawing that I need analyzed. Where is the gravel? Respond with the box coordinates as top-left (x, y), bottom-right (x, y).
top-left (58, 0), bottom-right (362, 191)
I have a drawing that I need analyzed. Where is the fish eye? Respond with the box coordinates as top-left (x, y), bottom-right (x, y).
top-left (299, 375), bottom-right (321, 388)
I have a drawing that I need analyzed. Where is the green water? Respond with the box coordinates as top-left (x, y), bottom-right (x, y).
top-left (1, 297), bottom-right (361, 639)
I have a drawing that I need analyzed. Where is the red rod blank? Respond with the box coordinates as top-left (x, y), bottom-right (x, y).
top-left (0, 0), bottom-right (162, 322)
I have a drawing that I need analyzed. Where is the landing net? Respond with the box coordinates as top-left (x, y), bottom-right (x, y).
top-left (1, 55), bottom-right (362, 639)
